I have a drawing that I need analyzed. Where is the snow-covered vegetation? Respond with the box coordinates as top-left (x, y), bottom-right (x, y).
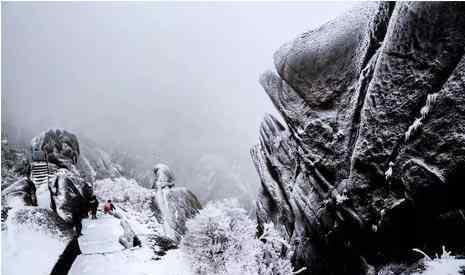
top-left (94, 177), bottom-right (153, 206)
top-left (93, 177), bottom-right (162, 233)
top-left (1, 139), bottom-right (29, 188)
top-left (181, 200), bottom-right (294, 275)
top-left (412, 247), bottom-right (465, 275)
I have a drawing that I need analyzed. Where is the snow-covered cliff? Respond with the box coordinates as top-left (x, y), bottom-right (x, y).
top-left (252, 2), bottom-right (465, 275)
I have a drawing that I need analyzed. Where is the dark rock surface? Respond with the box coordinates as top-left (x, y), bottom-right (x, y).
top-left (2, 177), bottom-right (37, 207)
top-left (50, 170), bottom-right (93, 223)
top-left (161, 187), bottom-right (202, 238)
top-left (146, 234), bottom-right (178, 258)
top-left (152, 163), bottom-right (202, 242)
top-left (30, 129), bottom-right (94, 223)
top-left (78, 138), bottom-right (124, 182)
top-left (31, 129), bottom-right (80, 173)
top-left (252, 2), bottom-right (465, 275)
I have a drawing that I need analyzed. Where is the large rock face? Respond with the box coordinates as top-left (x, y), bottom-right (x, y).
top-left (1, 130), bottom-right (91, 275)
top-left (2, 178), bottom-right (37, 207)
top-left (30, 129), bottom-right (93, 223)
top-left (77, 137), bottom-right (124, 182)
top-left (31, 129), bottom-right (80, 173)
top-left (252, 3), bottom-right (465, 275)
top-left (152, 164), bottom-right (201, 242)
top-left (50, 169), bottom-right (93, 223)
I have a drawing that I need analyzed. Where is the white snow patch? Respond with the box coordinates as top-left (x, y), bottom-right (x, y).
top-left (1, 208), bottom-right (69, 275)
top-left (70, 246), bottom-right (192, 275)
top-left (413, 258), bottom-right (465, 275)
top-left (69, 212), bottom-right (192, 275)
top-left (36, 183), bottom-right (51, 208)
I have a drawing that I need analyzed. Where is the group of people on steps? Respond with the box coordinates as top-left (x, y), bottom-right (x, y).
top-left (73, 197), bottom-right (116, 236)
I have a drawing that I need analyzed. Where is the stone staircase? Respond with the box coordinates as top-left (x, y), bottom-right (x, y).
top-left (31, 161), bottom-right (57, 186)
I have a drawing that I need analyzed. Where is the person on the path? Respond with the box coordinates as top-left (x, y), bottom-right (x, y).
top-left (72, 212), bottom-right (83, 237)
top-left (89, 195), bottom-right (99, 219)
top-left (104, 199), bottom-right (116, 214)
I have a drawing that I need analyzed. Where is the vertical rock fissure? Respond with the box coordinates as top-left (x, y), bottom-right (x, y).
top-left (346, 50), bottom-right (382, 171)
top-left (346, 2), bottom-right (396, 176)
top-left (386, 51), bottom-right (465, 169)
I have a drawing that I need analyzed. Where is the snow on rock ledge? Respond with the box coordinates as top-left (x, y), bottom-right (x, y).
top-left (1, 207), bottom-right (76, 275)
top-left (2, 177), bottom-right (37, 208)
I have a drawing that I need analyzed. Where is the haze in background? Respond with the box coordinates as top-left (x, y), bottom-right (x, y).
top-left (2, 2), bottom-right (356, 203)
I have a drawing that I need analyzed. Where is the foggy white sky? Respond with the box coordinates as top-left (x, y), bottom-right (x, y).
top-left (2, 2), bottom-right (356, 188)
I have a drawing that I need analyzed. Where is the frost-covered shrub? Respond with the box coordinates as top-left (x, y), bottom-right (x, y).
top-left (1, 139), bottom-right (30, 188)
top-left (181, 199), bottom-right (294, 275)
top-left (411, 246), bottom-right (465, 275)
top-left (93, 177), bottom-right (162, 233)
top-left (94, 177), bottom-right (153, 206)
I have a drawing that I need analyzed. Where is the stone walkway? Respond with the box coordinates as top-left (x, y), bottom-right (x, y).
top-left (77, 214), bottom-right (124, 254)
top-left (68, 213), bottom-right (192, 275)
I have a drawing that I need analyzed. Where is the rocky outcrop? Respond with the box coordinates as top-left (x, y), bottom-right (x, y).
top-left (2, 178), bottom-right (37, 207)
top-left (50, 169), bottom-right (93, 223)
top-left (152, 164), bottom-right (176, 188)
top-left (31, 129), bottom-right (80, 173)
top-left (117, 216), bottom-right (142, 249)
top-left (252, 2), bottom-right (465, 275)
top-left (30, 129), bottom-right (93, 223)
top-left (1, 129), bottom-right (92, 275)
top-left (147, 234), bottom-right (178, 258)
top-left (152, 164), bottom-right (202, 242)
top-left (78, 138), bottom-right (124, 182)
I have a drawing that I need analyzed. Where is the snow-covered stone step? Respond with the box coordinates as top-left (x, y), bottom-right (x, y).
top-left (77, 215), bottom-right (124, 254)
top-left (32, 173), bottom-right (48, 177)
top-left (32, 179), bottom-right (48, 185)
top-left (30, 161), bottom-right (58, 186)
top-left (32, 174), bottom-right (49, 179)
top-left (68, 214), bottom-right (193, 275)
top-left (31, 172), bottom-right (49, 176)
top-left (32, 168), bottom-right (48, 172)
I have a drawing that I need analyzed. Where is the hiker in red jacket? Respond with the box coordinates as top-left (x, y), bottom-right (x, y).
top-left (103, 200), bottom-right (115, 214)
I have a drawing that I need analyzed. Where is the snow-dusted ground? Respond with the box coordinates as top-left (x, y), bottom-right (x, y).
top-left (1, 208), bottom-right (71, 275)
top-left (412, 257), bottom-right (465, 275)
top-left (69, 212), bottom-right (193, 275)
top-left (36, 183), bottom-right (51, 208)
top-left (2, 225), bottom-right (68, 275)
top-left (77, 214), bottom-right (124, 254)
top-left (70, 244), bottom-right (192, 275)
